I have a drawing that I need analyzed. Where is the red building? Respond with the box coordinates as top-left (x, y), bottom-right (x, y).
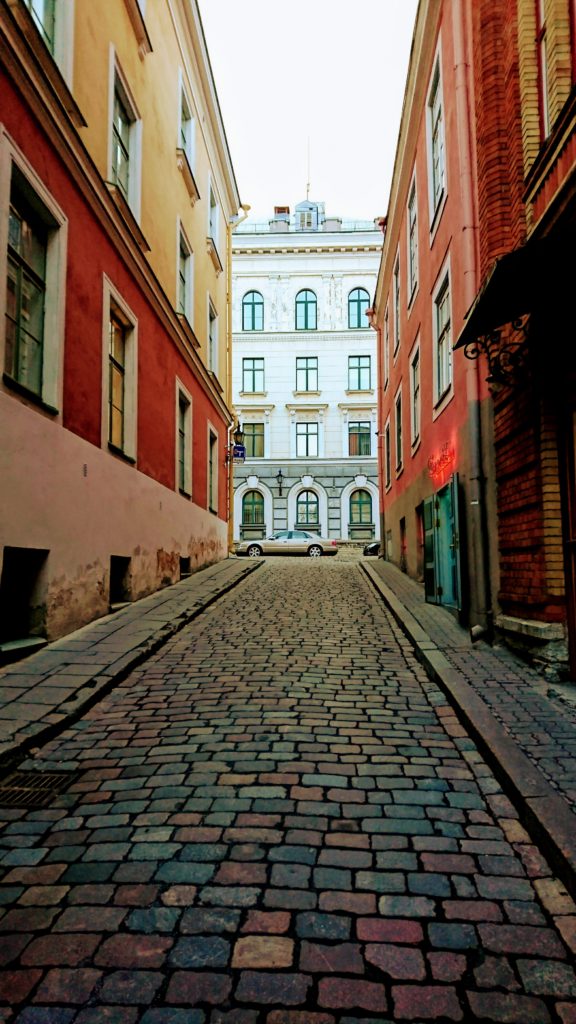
top-left (372, 0), bottom-right (496, 635)
top-left (0, 1), bottom-right (242, 653)
top-left (376, 0), bottom-right (576, 679)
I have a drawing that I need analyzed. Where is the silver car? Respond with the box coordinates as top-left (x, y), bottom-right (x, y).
top-left (236, 530), bottom-right (338, 558)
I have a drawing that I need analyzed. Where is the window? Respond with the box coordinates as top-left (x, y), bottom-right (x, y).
top-left (348, 288), bottom-right (370, 329)
top-left (296, 422), bottom-right (318, 457)
top-left (385, 419), bottom-right (391, 489)
top-left (395, 388), bottom-right (403, 471)
top-left (384, 305), bottom-right (390, 388)
top-left (348, 355), bottom-right (371, 391)
top-left (410, 345), bottom-right (421, 446)
top-left (393, 255), bottom-right (400, 354)
top-left (208, 301), bottom-right (218, 374)
top-left (3, 159), bottom-right (65, 410)
top-left (297, 490), bottom-right (319, 525)
top-left (179, 85), bottom-right (195, 168)
top-left (108, 311), bottom-right (128, 451)
top-left (242, 490), bottom-right (264, 525)
top-left (295, 289), bottom-right (317, 330)
top-left (350, 489), bottom-right (372, 525)
top-left (407, 179), bottom-right (418, 300)
top-left (177, 229), bottom-right (193, 321)
top-left (536, 0), bottom-right (550, 138)
top-left (244, 422), bottom-right (264, 458)
top-left (111, 70), bottom-right (141, 216)
top-left (428, 56), bottom-right (446, 218)
top-left (348, 421), bottom-right (371, 457)
top-left (25, 0), bottom-right (55, 51)
top-left (208, 429), bottom-right (218, 513)
top-left (242, 357), bottom-right (264, 393)
top-left (177, 389), bottom-right (192, 495)
top-left (296, 356), bottom-right (318, 392)
top-left (5, 190), bottom-right (47, 399)
top-left (209, 183), bottom-right (219, 247)
top-left (242, 291), bottom-right (264, 331)
top-left (434, 274), bottom-right (452, 401)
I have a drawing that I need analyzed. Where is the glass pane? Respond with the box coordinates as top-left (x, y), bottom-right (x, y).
top-left (28, 0), bottom-right (56, 50)
top-left (21, 274), bottom-right (44, 341)
top-left (110, 318), bottom-right (126, 365)
top-left (111, 364), bottom-right (124, 410)
top-left (110, 405), bottom-right (123, 448)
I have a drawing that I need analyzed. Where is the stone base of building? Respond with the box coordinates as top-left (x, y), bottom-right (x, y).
top-left (495, 614), bottom-right (569, 682)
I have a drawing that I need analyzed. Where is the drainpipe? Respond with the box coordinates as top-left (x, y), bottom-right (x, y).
top-left (453, 2), bottom-right (493, 638)
top-left (226, 203), bottom-right (251, 554)
top-left (368, 215), bottom-right (387, 556)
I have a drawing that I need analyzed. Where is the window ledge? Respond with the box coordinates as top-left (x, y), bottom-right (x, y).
top-left (2, 373), bottom-right (58, 415)
top-left (177, 313), bottom-right (201, 350)
top-left (6, 0), bottom-right (87, 128)
top-left (176, 148), bottom-right (200, 204)
top-left (122, 0), bottom-right (153, 57)
top-left (293, 390), bottom-right (321, 397)
top-left (209, 370), bottom-right (223, 394)
top-left (108, 442), bottom-right (136, 464)
top-left (206, 236), bottom-right (223, 275)
top-left (396, 463), bottom-right (404, 477)
top-left (179, 487), bottom-right (192, 498)
top-left (240, 391), bottom-right (267, 398)
top-left (106, 182), bottom-right (150, 252)
top-left (345, 389), bottom-right (374, 396)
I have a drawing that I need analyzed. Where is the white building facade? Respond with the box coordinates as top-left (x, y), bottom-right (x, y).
top-left (232, 202), bottom-right (382, 544)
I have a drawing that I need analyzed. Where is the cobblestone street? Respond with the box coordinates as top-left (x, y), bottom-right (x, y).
top-left (1, 557), bottom-right (576, 1023)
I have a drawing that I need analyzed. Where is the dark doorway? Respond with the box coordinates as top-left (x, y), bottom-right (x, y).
top-left (0, 547), bottom-right (48, 644)
top-left (109, 555), bottom-right (131, 609)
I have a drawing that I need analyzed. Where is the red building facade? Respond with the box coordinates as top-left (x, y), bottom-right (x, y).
top-left (0, 1), bottom-right (241, 650)
top-left (377, 0), bottom-right (576, 679)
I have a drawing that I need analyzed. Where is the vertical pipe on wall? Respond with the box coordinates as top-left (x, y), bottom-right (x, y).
top-left (453, 0), bottom-right (493, 636)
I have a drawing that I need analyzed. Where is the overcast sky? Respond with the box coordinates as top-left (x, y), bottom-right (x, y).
top-left (198, 0), bottom-right (419, 221)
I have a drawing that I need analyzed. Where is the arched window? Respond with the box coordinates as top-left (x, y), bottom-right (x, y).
top-left (348, 288), bottom-right (370, 329)
top-left (296, 490), bottom-right (319, 526)
top-left (242, 291), bottom-right (264, 331)
top-left (295, 289), bottom-right (317, 330)
top-left (242, 490), bottom-right (264, 525)
top-left (350, 489), bottom-right (372, 524)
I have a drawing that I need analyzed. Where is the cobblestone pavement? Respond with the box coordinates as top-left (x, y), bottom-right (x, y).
top-left (1, 558), bottom-right (576, 1023)
top-left (363, 559), bottom-right (576, 813)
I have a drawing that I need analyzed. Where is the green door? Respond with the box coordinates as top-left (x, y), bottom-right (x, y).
top-left (423, 496), bottom-right (437, 603)
top-left (424, 474), bottom-right (461, 610)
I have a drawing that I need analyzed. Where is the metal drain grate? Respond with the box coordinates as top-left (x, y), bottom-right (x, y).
top-left (0, 770), bottom-right (80, 808)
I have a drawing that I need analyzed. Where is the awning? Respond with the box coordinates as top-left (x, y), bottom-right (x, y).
top-left (454, 237), bottom-right (565, 350)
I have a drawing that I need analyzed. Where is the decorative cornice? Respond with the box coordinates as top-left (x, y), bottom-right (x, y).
top-left (122, 0), bottom-right (153, 58)
top-left (176, 147), bottom-right (200, 204)
top-left (206, 235), bottom-right (223, 274)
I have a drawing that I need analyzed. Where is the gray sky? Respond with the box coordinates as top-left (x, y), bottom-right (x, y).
top-left (199, 0), bottom-right (418, 221)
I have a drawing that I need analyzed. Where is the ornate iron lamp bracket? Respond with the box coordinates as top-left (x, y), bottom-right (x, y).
top-left (463, 314), bottom-right (531, 385)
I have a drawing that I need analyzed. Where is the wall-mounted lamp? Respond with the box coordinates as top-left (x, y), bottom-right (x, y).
top-left (276, 469), bottom-right (284, 496)
top-left (233, 423), bottom-right (245, 447)
top-left (226, 423), bottom-right (245, 464)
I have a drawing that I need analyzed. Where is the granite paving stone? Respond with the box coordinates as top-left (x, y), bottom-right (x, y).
top-left (0, 556), bottom-right (575, 1020)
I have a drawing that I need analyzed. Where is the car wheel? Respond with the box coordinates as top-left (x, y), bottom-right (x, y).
top-left (246, 544), bottom-right (262, 558)
top-left (308, 545), bottom-right (322, 558)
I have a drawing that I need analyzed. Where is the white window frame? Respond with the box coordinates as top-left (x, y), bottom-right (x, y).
top-left (0, 130), bottom-right (68, 415)
top-left (393, 252), bottom-right (401, 357)
top-left (243, 420), bottom-right (266, 459)
top-left (384, 303), bottom-right (390, 389)
top-left (102, 275), bottom-right (138, 461)
top-left (177, 220), bottom-right (193, 324)
top-left (208, 296), bottom-right (218, 376)
top-left (394, 383), bottom-right (403, 474)
top-left (295, 420), bottom-right (319, 458)
top-left (432, 255), bottom-right (453, 416)
top-left (109, 49), bottom-right (142, 219)
top-left (178, 69), bottom-right (196, 170)
top-left (409, 337), bottom-right (421, 450)
top-left (208, 177), bottom-right (220, 249)
top-left (25, 0), bottom-right (76, 85)
top-left (407, 173), bottom-right (418, 304)
top-left (426, 44), bottom-right (447, 234)
top-left (207, 422), bottom-right (218, 514)
top-left (176, 379), bottom-right (192, 496)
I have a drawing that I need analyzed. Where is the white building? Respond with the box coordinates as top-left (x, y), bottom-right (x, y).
top-left (231, 201), bottom-right (382, 544)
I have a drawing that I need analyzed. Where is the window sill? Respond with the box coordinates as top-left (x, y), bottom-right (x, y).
top-left (108, 442), bottom-right (136, 465)
top-left (396, 463), bottom-right (404, 478)
top-left (106, 182), bottom-right (150, 252)
top-left (293, 391), bottom-right (321, 397)
top-left (345, 389), bottom-right (374, 397)
top-left (411, 436), bottom-right (421, 455)
top-left (432, 385), bottom-right (454, 420)
top-left (206, 236), bottom-right (223, 275)
top-left (122, 0), bottom-right (153, 57)
top-left (3, 373), bottom-right (58, 415)
top-left (176, 148), bottom-right (200, 204)
top-left (177, 313), bottom-right (201, 350)
top-left (429, 191), bottom-right (447, 243)
top-left (179, 487), bottom-right (192, 498)
top-left (240, 391), bottom-right (267, 398)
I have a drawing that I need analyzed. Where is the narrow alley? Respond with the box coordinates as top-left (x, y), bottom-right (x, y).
top-left (1, 558), bottom-right (576, 1023)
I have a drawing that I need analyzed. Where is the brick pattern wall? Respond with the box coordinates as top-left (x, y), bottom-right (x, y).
top-left (472, 0), bottom-right (526, 280)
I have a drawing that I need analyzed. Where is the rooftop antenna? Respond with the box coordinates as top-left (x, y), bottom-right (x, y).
top-left (306, 137), bottom-right (311, 201)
